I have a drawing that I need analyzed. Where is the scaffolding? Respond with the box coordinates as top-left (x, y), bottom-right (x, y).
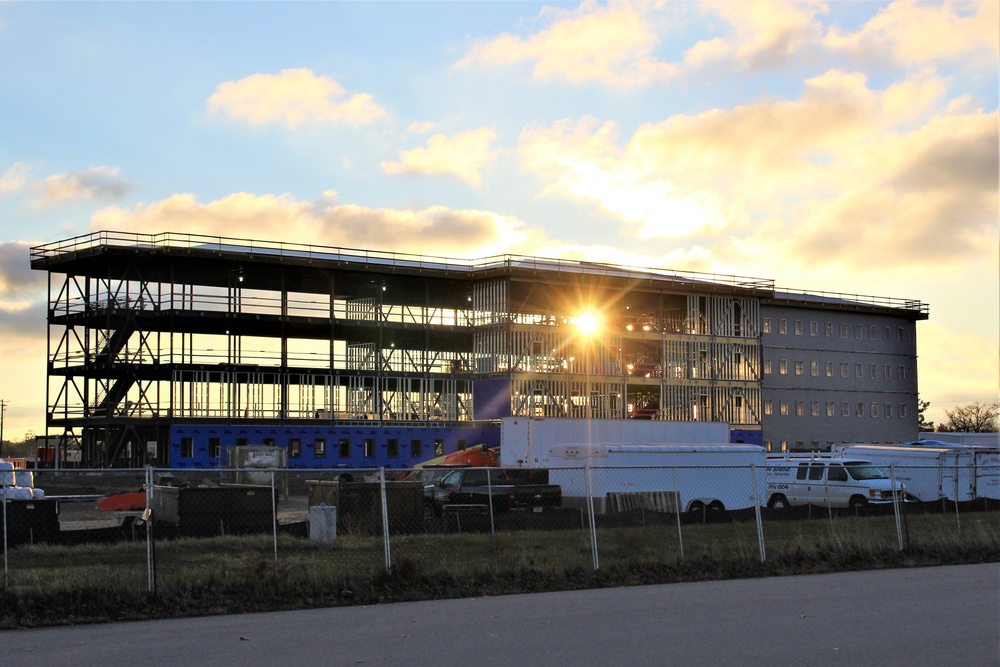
top-left (30, 231), bottom-right (791, 466)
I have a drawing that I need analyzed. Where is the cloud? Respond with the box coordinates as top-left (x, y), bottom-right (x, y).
top-left (517, 68), bottom-right (997, 272)
top-left (684, 0), bottom-right (827, 72)
top-left (380, 128), bottom-right (498, 188)
top-left (519, 115), bottom-right (746, 239)
top-left (31, 166), bottom-right (132, 208)
top-left (784, 110), bottom-right (998, 268)
top-left (917, 321), bottom-right (1000, 421)
top-left (825, 0), bottom-right (999, 66)
top-left (458, 0), bottom-right (997, 89)
top-left (406, 121), bottom-right (436, 134)
top-left (0, 305), bottom-right (47, 437)
top-left (530, 241), bottom-right (719, 276)
top-left (0, 241), bottom-right (47, 298)
top-left (207, 68), bottom-right (390, 128)
top-left (90, 191), bottom-right (542, 258)
top-left (0, 163), bottom-right (30, 196)
top-left (456, 0), bottom-right (679, 87)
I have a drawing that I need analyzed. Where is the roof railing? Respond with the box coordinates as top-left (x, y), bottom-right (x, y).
top-left (30, 230), bottom-right (774, 292)
top-left (30, 230), bottom-right (927, 313)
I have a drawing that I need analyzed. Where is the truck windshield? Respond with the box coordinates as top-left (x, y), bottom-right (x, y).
top-left (845, 463), bottom-right (888, 480)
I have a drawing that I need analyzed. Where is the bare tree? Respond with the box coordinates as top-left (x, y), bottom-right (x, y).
top-left (939, 401), bottom-right (1000, 432)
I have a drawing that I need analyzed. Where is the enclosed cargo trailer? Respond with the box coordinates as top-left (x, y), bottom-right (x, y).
top-left (832, 444), bottom-right (975, 503)
top-left (523, 443), bottom-right (766, 516)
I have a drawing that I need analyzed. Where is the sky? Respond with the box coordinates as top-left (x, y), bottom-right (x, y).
top-left (0, 0), bottom-right (997, 439)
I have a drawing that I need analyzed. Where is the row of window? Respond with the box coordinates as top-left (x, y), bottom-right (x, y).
top-left (178, 437), bottom-right (461, 459)
top-left (765, 360), bottom-right (907, 380)
top-left (764, 400), bottom-right (909, 418)
top-left (764, 319), bottom-right (907, 342)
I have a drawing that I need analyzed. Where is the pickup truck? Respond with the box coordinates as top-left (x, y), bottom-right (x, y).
top-left (424, 468), bottom-right (561, 517)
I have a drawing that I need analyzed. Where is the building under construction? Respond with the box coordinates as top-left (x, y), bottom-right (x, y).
top-left (29, 231), bottom-right (928, 468)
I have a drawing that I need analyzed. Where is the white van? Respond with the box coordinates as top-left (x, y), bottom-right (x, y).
top-left (764, 456), bottom-right (902, 511)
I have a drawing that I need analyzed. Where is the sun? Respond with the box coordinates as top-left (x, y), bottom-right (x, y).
top-left (575, 312), bottom-right (599, 336)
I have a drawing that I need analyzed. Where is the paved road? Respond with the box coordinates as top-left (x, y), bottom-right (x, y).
top-left (5, 563), bottom-right (998, 667)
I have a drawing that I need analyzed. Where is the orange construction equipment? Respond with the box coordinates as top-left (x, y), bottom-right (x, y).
top-left (414, 444), bottom-right (499, 469)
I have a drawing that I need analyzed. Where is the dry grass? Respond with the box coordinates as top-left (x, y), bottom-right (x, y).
top-left (1, 510), bottom-right (997, 628)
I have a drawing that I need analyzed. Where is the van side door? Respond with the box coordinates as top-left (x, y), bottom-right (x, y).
top-left (826, 463), bottom-right (849, 507)
top-left (806, 462), bottom-right (825, 505)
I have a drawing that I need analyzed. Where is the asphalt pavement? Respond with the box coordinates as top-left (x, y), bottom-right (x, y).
top-left (4, 563), bottom-right (998, 667)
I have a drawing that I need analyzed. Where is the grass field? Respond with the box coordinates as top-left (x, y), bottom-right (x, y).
top-left (1, 509), bottom-right (997, 628)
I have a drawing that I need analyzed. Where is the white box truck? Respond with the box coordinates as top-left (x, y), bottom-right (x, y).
top-left (831, 444), bottom-right (976, 503)
top-left (519, 443), bottom-right (767, 516)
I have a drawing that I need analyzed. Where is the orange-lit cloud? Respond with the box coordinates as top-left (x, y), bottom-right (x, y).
top-left (31, 166), bottom-right (132, 209)
top-left (825, 0), bottom-right (999, 66)
top-left (917, 322), bottom-right (1000, 419)
top-left (456, 0), bottom-right (679, 87)
top-left (207, 68), bottom-right (390, 128)
top-left (0, 163), bottom-right (30, 196)
top-left (380, 128), bottom-right (498, 188)
top-left (90, 191), bottom-right (541, 258)
top-left (0, 241), bottom-right (45, 298)
top-left (684, 0), bottom-right (826, 72)
top-left (459, 0), bottom-right (997, 87)
top-left (517, 68), bottom-right (998, 268)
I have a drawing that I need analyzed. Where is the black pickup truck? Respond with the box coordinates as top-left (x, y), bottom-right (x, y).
top-left (423, 468), bottom-right (561, 516)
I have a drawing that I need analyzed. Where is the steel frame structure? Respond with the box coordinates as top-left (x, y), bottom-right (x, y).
top-left (36, 231), bottom-right (903, 467)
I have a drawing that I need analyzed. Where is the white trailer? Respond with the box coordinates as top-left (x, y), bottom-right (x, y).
top-left (900, 440), bottom-right (1000, 501)
top-left (523, 443), bottom-right (766, 515)
top-left (500, 417), bottom-right (730, 468)
top-left (831, 444), bottom-right (976, 503)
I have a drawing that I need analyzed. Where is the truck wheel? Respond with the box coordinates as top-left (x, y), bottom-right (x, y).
top-left (707, 501), bottom-right (726, 523)
top-left (849, 496), bottom-right (868, 514)
top-left (768, 494), bottom-right (789, 510)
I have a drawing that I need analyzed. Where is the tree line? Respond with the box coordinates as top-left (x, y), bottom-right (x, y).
top-left (919, 400), bottom-right (999, 433)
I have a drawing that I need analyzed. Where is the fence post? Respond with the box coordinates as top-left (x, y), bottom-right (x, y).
top-left (271, 470), bottom-right (278, 567)
top-left (584, 465), bottom-right (599, 571)
top-left (953, 466), bottom-right (961, 535)
top-left (751, 464), bottom-right (766, 562)
top-left (486, 467), bottom-right (498, 574)
top-left (671, 467), bottom-right (683, 560)
top-left (2, 491), bottom-right (8, 587)
top-left (145, 466), bottom-right (156, 596)
top-left (379, 468), bottom-right (392, 573)
top-left (890, 464), bottom-right (903, 551)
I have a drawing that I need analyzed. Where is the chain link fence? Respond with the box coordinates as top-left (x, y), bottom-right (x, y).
top-left (2, 464), bottom-right (998, 597)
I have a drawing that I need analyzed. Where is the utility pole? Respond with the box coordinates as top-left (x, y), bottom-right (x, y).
top-left (0, 399), bottom-right (6, 458)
